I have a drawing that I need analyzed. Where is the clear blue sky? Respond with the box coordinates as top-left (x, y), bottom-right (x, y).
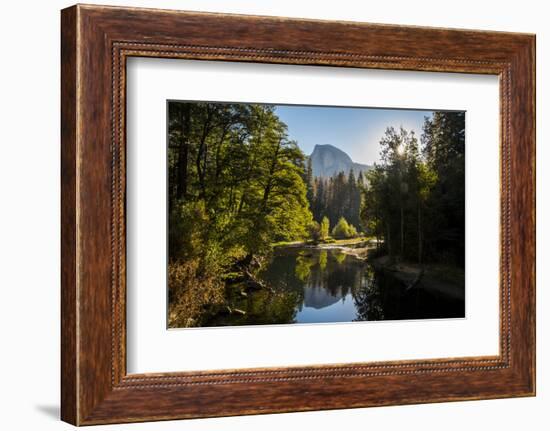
top-left (274, 105), bottom-right (433, 165)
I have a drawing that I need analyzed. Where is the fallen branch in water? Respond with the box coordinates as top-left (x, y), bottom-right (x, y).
top-left (405, 267), bottom-right (425, 291)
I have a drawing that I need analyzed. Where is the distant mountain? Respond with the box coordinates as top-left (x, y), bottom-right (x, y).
top-left (302, 286), bottom-right (342, 310)
top-left (309, 144), bottom-right (372, 178)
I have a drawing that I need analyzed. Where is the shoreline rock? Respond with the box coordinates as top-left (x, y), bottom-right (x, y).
top-left (372, 255), bottom-right (465, 301)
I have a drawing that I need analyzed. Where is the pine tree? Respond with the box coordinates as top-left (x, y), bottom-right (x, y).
top-left (320, 216), bottom-right (330, 240)
top-left (305, 157), bottom-right (314, 204)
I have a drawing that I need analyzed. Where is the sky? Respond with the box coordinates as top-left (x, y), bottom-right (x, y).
top-left (274, 105), bottom-right (433, 165)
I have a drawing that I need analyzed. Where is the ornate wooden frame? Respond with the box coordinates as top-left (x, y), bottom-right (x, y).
top-left (61, 4), bottom-right (536, 425)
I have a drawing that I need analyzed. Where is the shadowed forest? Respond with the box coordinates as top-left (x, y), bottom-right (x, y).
top-left (167, 101), bottom-right (465, 328)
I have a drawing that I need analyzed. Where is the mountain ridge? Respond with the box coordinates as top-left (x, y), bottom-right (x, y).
top-left (309, 144), bottom-right (372, 178)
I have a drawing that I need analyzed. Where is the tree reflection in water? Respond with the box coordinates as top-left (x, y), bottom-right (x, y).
top-left (204, 246), bottom-right (464, 327)
top-left (352, 265), bottom-right (385, 321)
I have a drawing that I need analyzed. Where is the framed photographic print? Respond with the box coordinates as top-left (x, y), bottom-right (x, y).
top-left (61, 4), bottom-right (535, 425)
top-left (164, 101), bottom-right (465, 329)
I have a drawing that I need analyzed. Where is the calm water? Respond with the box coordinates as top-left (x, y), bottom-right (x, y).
top-left (205, 247), bottom-right (464, 327)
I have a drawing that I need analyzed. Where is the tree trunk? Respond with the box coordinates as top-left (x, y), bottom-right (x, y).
top-left (418, 203), bottom-right (422, 265)
top-left (196, 108), bottom-right (212, 200)
top-left (400, 205), bottom-right (404, 259)
top-left (175, 104), bottom-right (190, 201)
top-left (261, 138), bottom-right (282, 212)
top-left (386, 222), bottom-right (392, 257)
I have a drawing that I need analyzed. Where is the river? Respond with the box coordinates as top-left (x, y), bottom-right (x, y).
top-left (204, 245), bottom-right (465, 327)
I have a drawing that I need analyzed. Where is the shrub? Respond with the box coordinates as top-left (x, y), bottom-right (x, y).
top-left (168, 258), bottom-right (225, 328)
top-left (331, 217), bottom-right (359, 239)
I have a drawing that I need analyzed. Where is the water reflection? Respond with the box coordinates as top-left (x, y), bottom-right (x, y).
top-left (205, 247), bottom-right (464, 327)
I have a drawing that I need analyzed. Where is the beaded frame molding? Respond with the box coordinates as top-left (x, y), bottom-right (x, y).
top-left (61, 4), bottom-right (535, 425)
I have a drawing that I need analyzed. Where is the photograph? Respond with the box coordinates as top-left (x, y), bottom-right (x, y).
top-left (167, 101), bottom-right (466, 328)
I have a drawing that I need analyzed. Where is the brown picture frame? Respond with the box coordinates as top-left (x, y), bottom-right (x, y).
top-left (61, 4), bottom-right (536, 425)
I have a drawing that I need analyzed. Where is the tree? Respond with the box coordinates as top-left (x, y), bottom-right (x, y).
top-left (377, 126), bottom-right (418, 258)
top-left (320, 216), bottom-right (330, 240)
top-left (307, 169), bottom-right (364, 232)
top-left (360, 114), bottom-right (464, 266)
top-left (357, 170), bottom-right (365, 186)
top-left (305, 157), bottom-right (314, 204)
top-left (167, 102), bottom-right (316, 326)
top-left (308, 221), bottom-right (322, 243)
top-left (347, 169), bottom-right (362, 229)
top-left (421, 111), bottom-right (465, 265)
top-left (415, 163), bottom-right (437, 263)
top-left (332, 216), bottom-right (357, 239)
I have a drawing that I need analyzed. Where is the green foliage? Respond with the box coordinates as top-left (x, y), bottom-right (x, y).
top-left (422, 112), bottom-right (465, 264)
top-left (295, 253), bottom-right (315, 282)
top-left (320, 216), bottom-right (330, 240)
top-left (222, 289), bottom-right (301, 326)
top-left (318, 250), bottom-right (328, 271)
top-left (334, 250), bottom-right (347, 264)
top-left (331, 216), bottom-right (358, 239)
top-left (308, 169), bottom-right (363, 230)
top-left (167, 102), bottom-right (315, 326)
top-left (168, 102), bottom-right (313, 253)
top-left (361, 112), bottom-right (465, 266)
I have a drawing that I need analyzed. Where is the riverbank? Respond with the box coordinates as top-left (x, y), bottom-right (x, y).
top-left (273, 237), bottom-right (381, 262)
top-left (198, 241), bottom-right (466, 327)
top-left (272, 240), bottom-right (464, 302)
top-left (316, 238), bottom-right (380, 260)
top-left (371, 255), bottom-right (465, 301)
